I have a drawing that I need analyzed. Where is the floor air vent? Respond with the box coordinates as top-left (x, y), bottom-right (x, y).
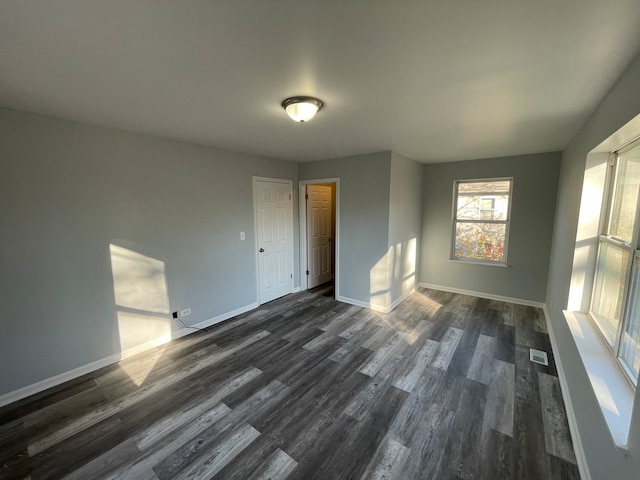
top-left (529, 348), bottom-right (549, 366)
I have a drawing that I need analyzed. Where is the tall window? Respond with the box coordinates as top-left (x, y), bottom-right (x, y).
top-left (591, 140), bottom-right (640, 383)
top-left (452, 178), bottom-right (512, 264)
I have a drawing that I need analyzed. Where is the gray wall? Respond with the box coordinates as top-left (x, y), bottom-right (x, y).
top-left (0, 108), bottom-right (298, 397)
top-left (419, 152), bottom-right (560, 303)
top-left (546, 53), bottom-right (640, 479)
top-left (299, 152), bottom-right (392, 308)
top-left (388, 152), bottom-right (423, 305)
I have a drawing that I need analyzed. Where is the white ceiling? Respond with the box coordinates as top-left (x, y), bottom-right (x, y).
top-left (1, 1), bottom-right (640, 163)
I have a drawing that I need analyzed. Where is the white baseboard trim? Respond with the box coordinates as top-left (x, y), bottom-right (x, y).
top-left (292, 286), bottom-right (301, 293)
top-left (336, 295), bottom-right (389, 313)
top-left (0, 353), bottom-right (122, 409)
top-left (388, 288), bottom-right (416, 312)
top-left (190, 302), bottom-right (259, 330)
top-left (0, 301), bottom-right (260, 409)
top-left (542, 306), bottom-right (591, 480)
top-left (336, 288), bottom-right (414, 314)
top-left (417, 283), bottom-right (545, 308)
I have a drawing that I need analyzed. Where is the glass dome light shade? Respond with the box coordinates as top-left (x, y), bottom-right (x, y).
top-left (282, 96), bottom-right (323, 123)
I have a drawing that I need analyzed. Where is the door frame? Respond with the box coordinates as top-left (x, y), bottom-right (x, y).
top-left (299, 178), bottom-right (340, 296)
top-left (253, 176), bottom-right (294, 305)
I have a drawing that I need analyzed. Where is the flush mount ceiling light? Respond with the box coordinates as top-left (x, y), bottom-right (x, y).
top-left (282, 96), bottom-right (323, 123)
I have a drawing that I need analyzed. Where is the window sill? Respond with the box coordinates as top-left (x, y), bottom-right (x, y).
top-left (562, 310), bottom-right (634, 448)
top-left (449, 259), bottom-right (509, 268)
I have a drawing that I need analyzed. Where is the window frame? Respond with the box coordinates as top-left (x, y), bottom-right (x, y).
top-left (450, 177), bottom-right (513, 266)
top-left (589, 138), bottom-right (640, 386)
top-left (620, 251), bottom-right (640, 382)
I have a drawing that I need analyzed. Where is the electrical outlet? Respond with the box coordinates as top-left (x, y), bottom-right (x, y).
top-left (180, 308), bottom-right (191, 317)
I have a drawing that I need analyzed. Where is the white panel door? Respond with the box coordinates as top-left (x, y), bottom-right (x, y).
top-left (307, 185), bottom-right (333, 289)
top-left (255, 179), bottom-right (294, 304)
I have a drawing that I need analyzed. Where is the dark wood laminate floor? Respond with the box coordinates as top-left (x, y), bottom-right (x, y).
top-left (0, 287), bottom-right (580, 480)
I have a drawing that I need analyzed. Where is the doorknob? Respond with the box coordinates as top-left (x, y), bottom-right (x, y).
top-left (259, 248), bottom-right (264, 253)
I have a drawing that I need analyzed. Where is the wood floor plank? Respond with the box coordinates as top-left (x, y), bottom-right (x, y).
top-left (137, 367), bottom-right (261, 450)
top-left (101, 404), bottom-right (233, 480)
top-left (319, 307), bottom-right (361, 334)
top-left (424, 311), bottom-right (452, 342)
top-left (329, 321), bottom-right (381, 364)
top-left (152, 380), bottom-right (286, 480)
top-left (344, 378), bottom-right (395, 422)
top-left (477, 428), bottom-right (515, 480)
top-left (448, 293), bottom-right (478, 330)
top-left (548, 452), bottom-right (582, 480)
top-left (467, 334), bottom-right (496, 385)
top-left (446, 310), bottom-right (484, 377)
top-left (512, 344), bottom-right (551, 480)
top-left (0, 436), bottom-right (28, 480)
top-left (61, 438), bottom-right (142, 480)
top-left (167, 423), bottom-right (260, 480)
top-left (52, 374), bottom-right (232, 479)
top-left (431, 327), bottom-right (463, 371)
top-left (391, 337), bottom-right (438, 393)
top-left (538, 372), bottom-right (577, 464)
top-left (441, 378), bottom-right (488, 479)
top-left (358, 331), bottom-right (405, 377)
top-left (397, 402), bottom-right (455, 479)
top-left (359, 436), bottom-right (411, 480)
top-left (245, 448), bottom-right (297, 480)
top-left (302, 329), bottom-right (341, 352)
top-left (513, 304), bottom-right (547, 347)
top-left (254, 353), bottom-right (371, 440)
top-left (494, 323), bottom-right (516, 364)
top-left (387, 366), bottom-right (448, 445)
top-left (483, 359), bottom-right (515, 437)
top-left (280, 322), bottom-right (325, 346)
top-left (265, 368), bottom-right (370, 460)
top-left (289, 385), bottom-right (407, 480)
top-left (29, 414), bottom-right (124, 480)
top-left (27, 331), bottom-right (270, 456)
top-left (275, 336), bottom-right (347, 386)
top-left (360, 323), bottom-right (396, 351)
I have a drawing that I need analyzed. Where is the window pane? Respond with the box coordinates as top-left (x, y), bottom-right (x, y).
top-left (458, 180), bottom-right (511, 194)
top-left (591, 242), bottom-right (630, 345)
top-left (454, 222), bottom-right (506, 262)
top-left (609, 149), bottom-right (640, 242)
top-left (456, 193), bottom-right (509, 220)
top-left (480, 197), bottom-right (496, 220)
top-left (620, 253), bottom-right (640, 383)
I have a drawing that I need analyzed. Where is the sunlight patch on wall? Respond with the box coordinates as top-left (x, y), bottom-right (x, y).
top-left (568, 244), bottom-right (591, 312)
top-left (369, 238), bottom-right (418, 313)
top-left (111, 244), bottom-right (170, 314)
top-left (370, 246), bottom-right (393, 309)
top-left (568, 159), bottom-right (608, 312)
top-left (402, 238), bottom-right (417, 295)
top-left (576, 165), bottom-right (607, 241)
top-left (110, 244), bottom-right (172, 386)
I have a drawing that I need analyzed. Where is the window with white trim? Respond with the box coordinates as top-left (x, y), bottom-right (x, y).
top-left (452, 178), bottom-right (512, 265)
top-left (590, 139), bottom-right (640, 383)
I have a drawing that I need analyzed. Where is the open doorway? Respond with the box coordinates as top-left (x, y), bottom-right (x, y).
top-left (299, 179), bottom-right (339, 298)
